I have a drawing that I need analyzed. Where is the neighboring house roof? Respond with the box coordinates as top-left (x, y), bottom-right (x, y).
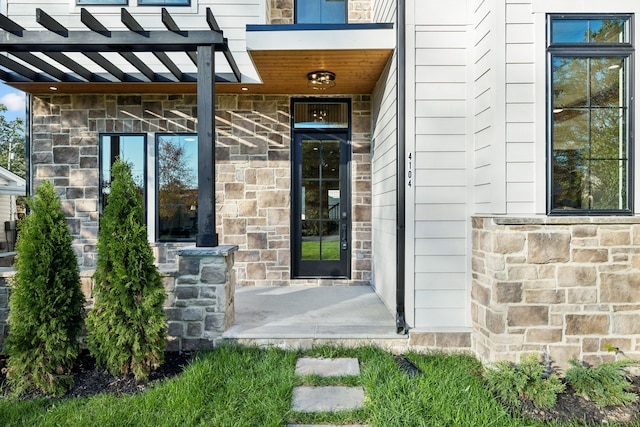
top-left (0, 166), bottom-right (25, 196)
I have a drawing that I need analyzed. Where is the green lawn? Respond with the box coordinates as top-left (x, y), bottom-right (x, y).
top-left (301, 240), bottom-right (340, 260)
top-left (0, 345), bottom-right (632, 426)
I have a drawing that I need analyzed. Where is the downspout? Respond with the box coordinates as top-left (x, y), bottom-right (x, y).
top-left (396, 0), bottom-right (408, 334)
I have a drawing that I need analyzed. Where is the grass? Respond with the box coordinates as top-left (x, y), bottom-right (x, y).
top-left (0, 344), bottom-right (635, 427)
top-left (301, 240), bottom-right (340, 260)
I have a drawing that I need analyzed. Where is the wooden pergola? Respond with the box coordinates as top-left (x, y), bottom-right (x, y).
top-left (0, 7), bottom-right (242, 247)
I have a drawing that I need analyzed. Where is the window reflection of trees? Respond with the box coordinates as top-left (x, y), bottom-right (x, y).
top-left (551, 19), bottom-right (629, 211)
top-left (157, 136), bottom-right (198, 241)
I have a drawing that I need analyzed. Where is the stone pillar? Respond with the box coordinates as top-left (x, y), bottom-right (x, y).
top-left (166, 245), bottom-right (238, 352)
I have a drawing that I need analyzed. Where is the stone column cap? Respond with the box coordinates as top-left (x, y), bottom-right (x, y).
top-left (177, 245), bottom-right (239, 257)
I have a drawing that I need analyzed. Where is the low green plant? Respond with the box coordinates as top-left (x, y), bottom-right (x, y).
top-left (564, 359), bottom-right (638, 407)
top-left (484, 353), bottom-right (565, 409)
top-left (4, 181), bottom-right (85, 396)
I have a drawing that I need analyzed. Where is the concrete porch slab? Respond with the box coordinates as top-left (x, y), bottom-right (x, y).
top-left (223, 286), bottom-right (403, 341)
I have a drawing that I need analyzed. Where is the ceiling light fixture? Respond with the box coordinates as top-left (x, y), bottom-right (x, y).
top-left (307, 70), bottom-right (336, 90)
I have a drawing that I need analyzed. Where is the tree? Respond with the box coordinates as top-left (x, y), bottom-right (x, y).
top-left (4, 181), bottom-right (84, 396)
top-left (86, 159), bottom-right (166, 381)
top-left (0, 104), bottom-right (26, 178)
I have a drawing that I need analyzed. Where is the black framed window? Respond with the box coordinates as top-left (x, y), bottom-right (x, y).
top-left (77, 0), bottom-right (127, 4)
top-left (99, 134), bottom-right (146, 212)
top-left (138, 0), bottom-right (189, 5)
top-left (295, 0), bottom-right (347, 24)
top-left (156, 134), bottom-right (198, 242)
top-left (548, 15), bottom-right (633, 214)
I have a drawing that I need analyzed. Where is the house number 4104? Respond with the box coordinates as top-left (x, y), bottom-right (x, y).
top-left (407, 152), bottom-right (413, 187)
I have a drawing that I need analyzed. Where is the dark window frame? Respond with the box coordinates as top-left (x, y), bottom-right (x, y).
top-left (155, 133), bottom-right (198, 243)
top-left (98, 133), bottom-right (147, 218)
top-left (547, 13), bottom-right (635, 215)
top-left (138, 0), bottom-right (190, 6)
top-left (76, 0), bottom-right (128, 5)
top-left (294, 0), bottom-right (348, 24)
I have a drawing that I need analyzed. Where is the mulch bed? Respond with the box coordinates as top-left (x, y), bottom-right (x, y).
top-left (0, 350), bottom-right (194, 400)
top-left (511, 375), bottom-right (640, 425)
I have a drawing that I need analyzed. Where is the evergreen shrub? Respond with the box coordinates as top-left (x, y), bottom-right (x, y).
top-left (86, 160), bottom-right (166, 380)
top-left (4, 180), bottom-right (85, 396)
top-left (565, 359), bottom-right (638, 407)
top-left (484, 353), bottom-right (565, 409)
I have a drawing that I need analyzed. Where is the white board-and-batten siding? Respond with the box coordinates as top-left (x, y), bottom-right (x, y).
top-left (409, 0), bottom-right (468, 329)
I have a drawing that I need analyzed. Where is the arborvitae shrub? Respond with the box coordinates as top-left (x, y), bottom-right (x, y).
top-left (86, 159), bottom-right (166, 380)
top-left (4, 180), bottom-right (84, 396)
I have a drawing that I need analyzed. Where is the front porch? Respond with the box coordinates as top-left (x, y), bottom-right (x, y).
top-left (223, 285), bottom-right (407, 350)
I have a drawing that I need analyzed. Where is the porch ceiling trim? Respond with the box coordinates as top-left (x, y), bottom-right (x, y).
top-left (231, 23), bottom-right (395, 95)
top-left (0, 7), bottom-right (240, 93)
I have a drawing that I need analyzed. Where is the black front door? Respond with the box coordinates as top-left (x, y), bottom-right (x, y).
top-left (292, 132), bottom-right (351, 278)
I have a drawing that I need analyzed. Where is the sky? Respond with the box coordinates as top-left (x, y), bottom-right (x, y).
top-left (0, 84), bottom-right (25, 122)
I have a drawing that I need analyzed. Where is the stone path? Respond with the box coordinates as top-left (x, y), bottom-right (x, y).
top-left (289, 357), bottom-right (369, 427)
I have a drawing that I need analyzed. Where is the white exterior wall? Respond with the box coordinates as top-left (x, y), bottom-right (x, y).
top-left (371, 0), bottom-right (397, 314)
top-left (410, 0), bottom-right (469, 329)
top-left (473, 0), bottom-right (505, 214)
top-left (3, 0), bottom-right (264, 82)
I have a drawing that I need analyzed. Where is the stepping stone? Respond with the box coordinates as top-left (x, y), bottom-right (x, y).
top-left (295, 357), bottom-right (360, 377)
top-left (291, 386), bottom-right (365, 413)
top-left (289, 425), bottom-right (369, 427)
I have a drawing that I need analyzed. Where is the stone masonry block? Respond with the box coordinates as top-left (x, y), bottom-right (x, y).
top-left (613, 314), bottom-right (640, 334)
top-left (494, 282), bottom-right (522, 303)
top-left (557, 266), bottom-right (597, 287)
top-left (182, 307), bottom-right (204, 321)
top-left (549, 345), bottom-right (581, 370)
top-left (566, 314), bottom-right (609, 335)
top-left (187, 322), bottom-right (203, 337)
top-left (471, 282), bottom-right (490, 306)
top-left (205, 313), bottom-right (225, 332)
top-left (567, 288), bottom-right (597, 304)
top-left (200, 285), bottom-right (220, 299)
top-left (486, 310), bottom-right (505, 334)
top-left (525, 289), bottom-right (565, 304)
top-left (572, 225), bottom-right (597, 237)
top-left (600, 273), bottom-right (640, 303)
top-left (600, 229), bottom-right (631, 246)
top-left (507, 306), bottom-right (549, 326)
top-left (571, 249), bottom-right (608, 263)
top-left (528, 232), bottom-right (570, 264)
top-left (201, 265), bottom-right (226, 285)
top-left (525, 328), bottom-right (563, 343)
top-left (175, 285), bottom-right (199, 300)
top-left (179, 257), bottom-right (200, 275)
top-left (506, 265), bottom-right (537, 281)
top-left (493, 232), bottom-right (525, 254)
top-left (167, 322), bottom-right (184, 337)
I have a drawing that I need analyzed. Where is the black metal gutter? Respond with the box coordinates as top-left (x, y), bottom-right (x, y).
top-left (396, 0), bottom-right (408, 335)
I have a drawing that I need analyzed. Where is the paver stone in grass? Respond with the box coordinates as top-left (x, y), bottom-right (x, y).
top-left (295, 357), bottom-right (360, 377)
top-left (291, 386), bottom-right (365, 412)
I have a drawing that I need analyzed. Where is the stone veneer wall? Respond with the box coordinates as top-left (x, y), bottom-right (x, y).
top-left (472, 216), bottom-right (640, 368)
top-left (268, 0), bottom-right (371, 24)
top-left (0, 247), bottom-right (236, 352)
top-left (31, 93), bottom-right (372, 287)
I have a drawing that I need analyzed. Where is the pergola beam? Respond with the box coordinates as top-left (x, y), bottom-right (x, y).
top-left (0, 7), bottom-right (242, 248)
